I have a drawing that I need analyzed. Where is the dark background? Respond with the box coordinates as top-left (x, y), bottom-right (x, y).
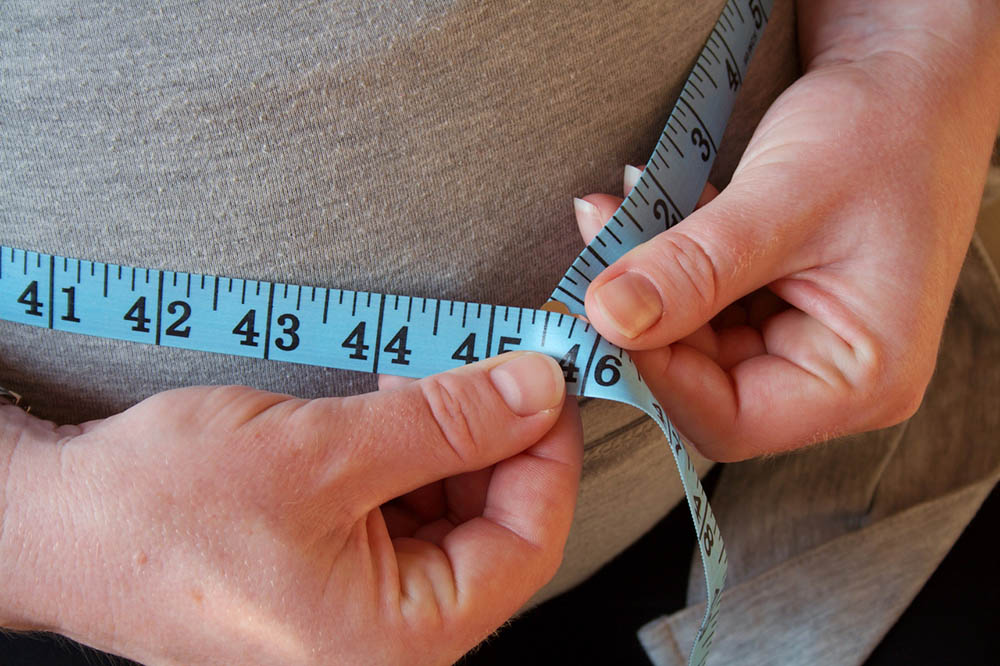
top-left (3, 469), bottom-right (997, 665)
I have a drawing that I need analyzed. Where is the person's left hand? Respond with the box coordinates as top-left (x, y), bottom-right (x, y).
top-left (567, 2), bottom-right (999, 461)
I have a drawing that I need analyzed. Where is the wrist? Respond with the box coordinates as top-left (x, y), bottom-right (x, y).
top-left (801, 1), bottom-right (1000, 69)
top-left (800, 2), bottom-right (1000, 111)
top-left (0, 406), bottom-right (71, 632)
top-left (799, 1), bottom-right (1000, 246)
top-left (0, 406), bottom-right (34, 629)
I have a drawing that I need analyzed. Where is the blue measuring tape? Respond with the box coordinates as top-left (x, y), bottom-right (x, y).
top-left (0, 2), bottom-right (772, 662)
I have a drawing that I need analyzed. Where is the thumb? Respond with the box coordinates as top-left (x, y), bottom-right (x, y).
top-left (584, 178), bottom-right (806, 349)
top-left (310, 352), bottom-right (567, 504)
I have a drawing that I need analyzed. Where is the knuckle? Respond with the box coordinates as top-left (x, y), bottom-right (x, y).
top-left (892, 386), bottom-right (926, 423)
top-left (694, 427), bottom-right (755, 462)
top-left (876, 377), bottom-right (928, 427)
top-left (647, 231), bottom-right (719, 315)
top-left (189, 385), bottom-right (279, 434)
top-left (856, 344), bottom-right (931, 428)
top-left (419, 375), bottom-right (483, 465)
top-left (537, 543), bottom-right (566, 583)
top-left (399, 569), bottom-right (452, 634)
top-left (853, 348), bottom-right (889, 404)
top-left (278, 399), bottom-right (329, 455)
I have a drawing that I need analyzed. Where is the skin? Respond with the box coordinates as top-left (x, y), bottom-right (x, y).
top-left (1, 1), bottom-right (999, 663)
top-left (579, 0), bottom-right (1000, 461)
top-left (0, 353), bottom-right (581, 665)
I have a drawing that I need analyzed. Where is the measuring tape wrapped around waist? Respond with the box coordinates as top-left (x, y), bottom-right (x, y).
top-left (1, 1), bottom-right (772, 662)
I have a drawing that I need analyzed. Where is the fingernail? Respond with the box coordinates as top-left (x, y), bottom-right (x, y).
top-left (573, 197), bottom-right (604, 238)
top-left (624, 165), bottom-right (642, 194)
top-left (490, 353), bottom-right (564, 416)
top-left (593, 271), bottom-right (662, 339)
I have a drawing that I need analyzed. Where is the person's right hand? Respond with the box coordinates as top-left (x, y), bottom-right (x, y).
top-left (0, 351), bottom-right (581, 665)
